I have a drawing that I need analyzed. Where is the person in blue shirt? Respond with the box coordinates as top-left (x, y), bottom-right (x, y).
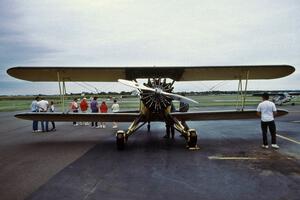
top-left (90, 96), bottom-right (99, 128)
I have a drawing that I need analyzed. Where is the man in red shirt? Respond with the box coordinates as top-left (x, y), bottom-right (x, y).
top-left (80, 97), bottom-right (89, 126)
top-left (99, 100), bottom-right (108, 128)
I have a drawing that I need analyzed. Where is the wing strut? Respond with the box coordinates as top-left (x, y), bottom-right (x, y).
top-left (57, 72), bottom-right (67, 112)
top-left (236, 70), bottom-right (250, 111)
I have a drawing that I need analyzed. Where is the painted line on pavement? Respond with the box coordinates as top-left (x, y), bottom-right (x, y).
top-left (208, 156), bottom-right (264, 160)
top-left (277, 134), bottom-right (300, 145)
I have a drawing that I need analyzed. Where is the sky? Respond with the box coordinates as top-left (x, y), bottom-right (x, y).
top-left (0, 0), bottom-right (299, 95)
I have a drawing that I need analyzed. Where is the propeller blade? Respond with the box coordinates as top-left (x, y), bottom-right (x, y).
top-left (161, 91), bottom-right (199, 104)
top-left (118, 79), bottom-right (155, 92)
top-left (119, 79), bottom-right (198, 104)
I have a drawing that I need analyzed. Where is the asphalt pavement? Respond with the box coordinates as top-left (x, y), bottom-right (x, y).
top-left (0, 106), bottom-right (299, 200)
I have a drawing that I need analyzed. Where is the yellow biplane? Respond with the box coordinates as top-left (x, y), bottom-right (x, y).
top-left (7, 65), bottom-right (295, 150)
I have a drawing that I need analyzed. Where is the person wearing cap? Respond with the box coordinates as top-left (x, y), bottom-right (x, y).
top-left (257, 92), bottom-right (279, 149)
top-left (99, 100), bottom-right (108, 128)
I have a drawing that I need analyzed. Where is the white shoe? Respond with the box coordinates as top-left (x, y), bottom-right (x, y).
top-left (73, 124), bottom-right (79, 126)
top-left (96, 126), bottom-right (100, 129)
top-left (261, 145), bottom-right (269, 149)
top-left (271, 144), bottom-right (279, 149)
top-left (112, 125), bottom-right (118, 129)
top-left (102, 125), bottom-right (106, 128)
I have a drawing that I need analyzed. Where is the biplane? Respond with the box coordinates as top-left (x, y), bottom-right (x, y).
top-left (7, 65), bottom-right (295, 150)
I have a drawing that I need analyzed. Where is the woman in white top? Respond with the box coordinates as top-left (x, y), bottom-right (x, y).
top-left (111, 99), bottom-right (120, 128)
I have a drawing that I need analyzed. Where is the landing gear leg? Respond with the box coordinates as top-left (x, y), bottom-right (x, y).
top-left (115, 115), bottom-right (145, 150)
top-left (171, 116), bottom-right (199, 150)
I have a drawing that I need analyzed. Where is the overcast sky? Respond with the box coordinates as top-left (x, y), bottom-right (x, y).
top-left (0, 0), bottom-right (299, 95)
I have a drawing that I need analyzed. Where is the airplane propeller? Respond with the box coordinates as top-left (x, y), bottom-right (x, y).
top-left (118, 79), bottom-right (199, 105)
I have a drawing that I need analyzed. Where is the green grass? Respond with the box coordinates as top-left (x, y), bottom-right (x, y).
top-left (1, 94), bottom-right (299, 112)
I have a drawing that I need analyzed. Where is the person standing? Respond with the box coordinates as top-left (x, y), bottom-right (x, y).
top-left (49, 101), bottom-right (56, 131)
top-left (111, 99), bottom-right (119, 128)
top-left (37, 97), bottom-right (49, 132)
top-left (70, 98), bottom-right (79, 126)
top-left (257, 92), bottom-right (279, 149)
top-left (164, 102), bottom-right (176, 139)
top-left (31, 96), bottom-right (40, 132)
top-left (80, 97), bottom-right (89, 125)
top-left (99, 100), bottom-right (108, 128)
top-left (90, 96), bottom-right (100, 128)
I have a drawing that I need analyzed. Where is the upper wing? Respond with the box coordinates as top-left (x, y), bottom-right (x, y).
top-left (7, 65), bottom-right (294, 82)
top-left (170, 109), bottom-right (288, 121)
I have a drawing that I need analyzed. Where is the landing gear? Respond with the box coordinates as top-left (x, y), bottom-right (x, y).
top-left (116, 114), bottom-right (145, 150)
top-left (187, 129), bottom-right (198, 150)
top-left (116, 130), bottom-right (126, 150)
top-left (170, 115), bottom-right (199, 150)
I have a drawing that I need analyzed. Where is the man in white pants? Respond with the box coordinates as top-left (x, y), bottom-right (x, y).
top-left (257, 93), bottom-right (279, 149)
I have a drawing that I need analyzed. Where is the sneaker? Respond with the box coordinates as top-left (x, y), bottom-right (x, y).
top-left (261, 145), bottom-right (269, 149)
top-left (73, 124), bottom-right (79, 126)
top-left (102, 125), bottom-right (106, 128)
top-left (96, 126), bottom-right (100, 129)
top-left (271, 144), bottom-right (279, 149)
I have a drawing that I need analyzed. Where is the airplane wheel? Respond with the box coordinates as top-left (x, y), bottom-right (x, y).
top-left (187, 129), bottom-right (197, 148)
top-left (116, 130), bottom-right (126, 150)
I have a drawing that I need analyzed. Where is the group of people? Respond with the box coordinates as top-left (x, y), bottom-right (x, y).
top-left (69, 97), bottom-right (120, 129)
top-left (31, 96), bottom-right (56, 133)
top-left (30, 92), bottom-right (280, 150)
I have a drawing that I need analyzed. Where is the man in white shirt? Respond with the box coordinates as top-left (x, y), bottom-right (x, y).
top-left (37, 97), bottom-right (49, 132)
top-left (257, 93), bottom-right (279, 149)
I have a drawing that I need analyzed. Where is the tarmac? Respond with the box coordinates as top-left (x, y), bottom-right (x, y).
top-left (0, 106), bottom-right (299, 200)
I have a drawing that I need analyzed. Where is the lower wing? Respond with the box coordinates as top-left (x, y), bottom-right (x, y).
top-left (15, 112), bottom-right (139, 122)
top-left (15, 109), bottom-right (288, 122)
top-left (171, 109), bottom-right (288, 121)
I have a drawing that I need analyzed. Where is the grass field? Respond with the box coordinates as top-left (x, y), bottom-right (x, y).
top-left (0, 94), bottom-right (299, 112)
